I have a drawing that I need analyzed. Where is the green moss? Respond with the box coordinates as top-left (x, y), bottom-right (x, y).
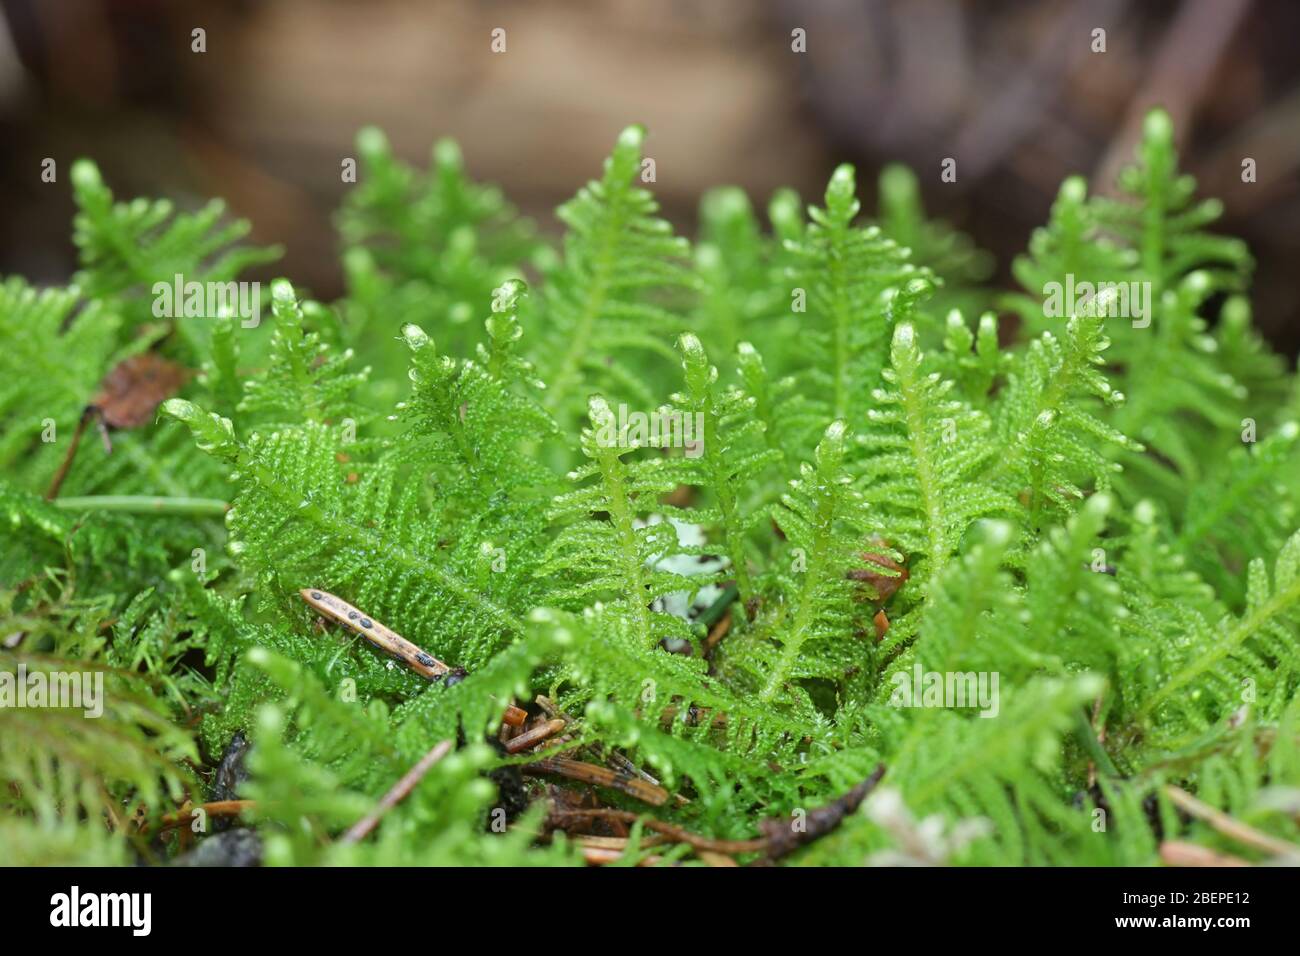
top-left (2, 115), bottom-right (1298, 866)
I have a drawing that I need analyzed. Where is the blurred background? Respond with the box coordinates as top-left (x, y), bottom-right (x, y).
top-left (1, 0), bottom-right (1297, 355)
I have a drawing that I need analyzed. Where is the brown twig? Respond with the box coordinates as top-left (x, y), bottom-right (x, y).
top-left (1163, 785), bottom-right (1300, 859)
top-left (703, 608), bottom-right (732, 655)
top-left (549, 765), bottom-right (886, 863)
top-left (576, 833), bottom-right (666, 850)
top-left (505, 718), bottom-right (567, 754)
top-left (548, 808), bottom-right (768, 855)
top-left (696, 850), bottom-right (739, 867)
top-left (44, 407), bottom-right (93, 499)
top-left (1132, 727), bottom-right (1291, 783)
top-left (535, 695), bottom-right (689, 805)
top-left (300, 589), bottom-right (454, 680)
top-left (340, 739), bottom-right (453, 844)
top-left (760, 763), bottom-right (887, 860)
top-left (581, 845), bottom-right (665, 866)
top-left (1086, 692), bottom-right (1106, 789)
top-left (1159, 840), bottom-right (1250, 867)
top-left (154, 799), bottom-right (256, 832)
top-left (604, 748), bottom-right (689, 806)
top-left (524, 757), bottom-right (670, 807)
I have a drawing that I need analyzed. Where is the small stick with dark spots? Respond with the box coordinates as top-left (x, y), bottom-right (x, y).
top-left (300, 588), bottom-right (452, 680)
top-left (300, 588), bottom-right (520, 725)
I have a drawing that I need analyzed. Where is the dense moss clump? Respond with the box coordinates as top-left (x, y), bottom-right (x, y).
top-left (2, 112), bottom-right (1298, 866)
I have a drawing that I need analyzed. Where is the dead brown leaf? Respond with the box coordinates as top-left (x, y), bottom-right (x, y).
top-left (92, 353), bottom-right (190, 429)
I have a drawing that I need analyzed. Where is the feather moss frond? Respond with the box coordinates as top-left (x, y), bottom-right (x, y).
top-left (533, 126), bottom-right (696, 429)
top-left (10, 110), bottom-right (1300, 867)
